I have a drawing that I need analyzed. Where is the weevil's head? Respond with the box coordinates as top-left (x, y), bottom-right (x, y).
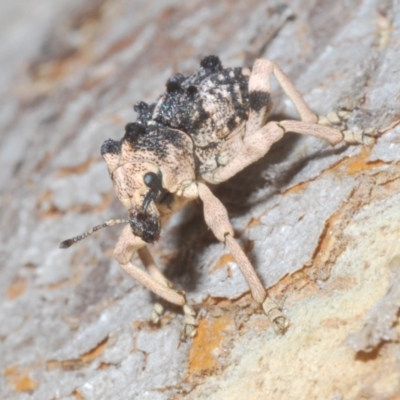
top-left (101, 120), bottom-right (196, 243)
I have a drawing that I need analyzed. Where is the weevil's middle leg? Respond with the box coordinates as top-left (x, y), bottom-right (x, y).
top-left (197, 182), bottom-right (288, 333)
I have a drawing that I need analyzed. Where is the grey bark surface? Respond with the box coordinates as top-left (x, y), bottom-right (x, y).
top-left (1, 0), bottom-right (400, 399)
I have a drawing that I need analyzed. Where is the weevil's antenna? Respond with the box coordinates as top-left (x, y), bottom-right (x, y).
top-left (60, 219), bottom-right (129, 249)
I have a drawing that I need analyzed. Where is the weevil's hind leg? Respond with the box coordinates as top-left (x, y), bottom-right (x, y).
top-left (247, 58), bottom-right (318, 134)
top-left (114, 225), bottom-right (198, 337)
top-left (251, 60), bottom-right (378, 146)
top-left (212, 59), bottom-right (347, 184)
top-left (198, 182), bottom-right (288, 333)
top-left (214, 119), bottom-right (343, 183)
top-left (318, 111), bottom-right (379, 145)
top-left (247, 59), bottom-right (377, 147)
top-left (341, 127), bottom-right (378, 145)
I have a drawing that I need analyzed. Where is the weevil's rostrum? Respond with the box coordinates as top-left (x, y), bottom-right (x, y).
top-left (62, 55), bottom-right (375, 337)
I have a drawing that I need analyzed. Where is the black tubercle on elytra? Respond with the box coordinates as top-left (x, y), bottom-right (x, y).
top-left (101, 138), bottom-right (122, 156)
top-left (166, 73), bottom-right (185, 93)
top-left (186, 86), bottom-right (198, 96)
top-left (102, 55), bottom-right (250, 166)
top-left (227, 116), bottom-right (237, 131)
top-left (200, 55), bottom-right (222, 73)
top-left (122, 122), bottom-right (147, 147)
top-left (249, 91), bottom-right (271, 112)
top-left (134, 101), bottom-right (155, 125)
top-left (124, 122), bottom-right (146, 137)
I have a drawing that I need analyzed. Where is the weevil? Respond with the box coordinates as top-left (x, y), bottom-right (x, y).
top-left (61, 55), bottom-right (376, 337)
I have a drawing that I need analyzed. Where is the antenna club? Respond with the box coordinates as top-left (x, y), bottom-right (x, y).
top-left (59, 218), bottom-right (129, 249)
top-left (59, 239), bottom-right (75, 249)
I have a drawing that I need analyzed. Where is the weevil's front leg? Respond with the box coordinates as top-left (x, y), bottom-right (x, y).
top-left (115, 225), bottom-right (198, 337)
top-left (114, 225), bottom-right (186, 307)
top-left (138, 247), bottom-right (198, 335)
top-left (138, 246), bottom-right (173, 288)
top-left (197, 182), bottom-right (288, 333)
top-left (138, 246), bottom-right (173, 324)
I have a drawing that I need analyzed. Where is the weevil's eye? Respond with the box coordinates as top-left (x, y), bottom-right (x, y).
top-left (143, 172), bottom-right (162, 191)
top-left (143, 172), bottom-right (164, 212)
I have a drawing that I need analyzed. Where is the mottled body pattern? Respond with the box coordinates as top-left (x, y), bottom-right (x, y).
top-left (117, 56), bottom-right (255, 182)
top-left (61, 56), bottom-right (372, 337)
